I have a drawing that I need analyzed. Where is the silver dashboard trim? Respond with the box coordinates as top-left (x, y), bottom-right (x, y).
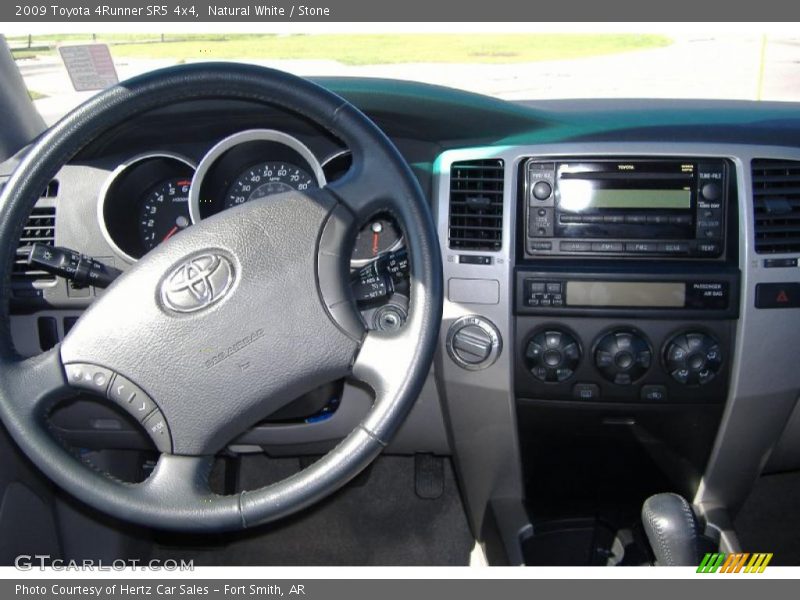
top-left (188, 129), bottom-right (326, 224)
top-left (96, 152), bottom-right (196, 264)
top-left (434, 142), bottom-right (800, 549)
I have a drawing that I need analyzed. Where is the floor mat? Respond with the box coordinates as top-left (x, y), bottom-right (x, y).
top-left (734, 470), bottom-right (800, 566)
top-left (152, 455), bottom-right (473, 566)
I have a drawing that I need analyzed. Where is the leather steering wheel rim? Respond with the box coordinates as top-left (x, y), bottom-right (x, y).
top-left (0, 63), bottom-right (442, 532)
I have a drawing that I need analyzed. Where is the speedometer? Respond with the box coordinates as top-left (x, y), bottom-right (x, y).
top-left (224, 162), bottom-right (316, 208)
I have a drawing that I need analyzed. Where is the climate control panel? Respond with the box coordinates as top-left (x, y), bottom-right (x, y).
top-left (515, 318), bottom-right (733, 404)
top-left (663, 332), bottom-right (722, 385)
top-left (524, 328), bottom-right (581, 382)
top-left (593, 328), bottom-right (652, 385)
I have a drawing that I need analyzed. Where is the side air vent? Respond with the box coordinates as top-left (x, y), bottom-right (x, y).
top-left (13, 183), bottom-right (58, 280)
top-left (448, 159), bottom-right (504, 251)
top-left (752, 160), bottom-right (800, 254)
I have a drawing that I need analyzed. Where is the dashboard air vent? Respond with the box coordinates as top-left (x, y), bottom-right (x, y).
top-left (13, 182), bottom-right (58, 280)
top-left (752, 160), bottom-right (800, 254)
top-left (448, 159), bottom-right (504, 251)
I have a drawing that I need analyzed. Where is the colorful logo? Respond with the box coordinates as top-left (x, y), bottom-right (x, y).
top-left (697, 553), bottom-right (773, 573)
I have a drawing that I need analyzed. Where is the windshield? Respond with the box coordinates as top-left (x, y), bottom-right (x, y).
top-left (7, 32), bottom-right (799, 125)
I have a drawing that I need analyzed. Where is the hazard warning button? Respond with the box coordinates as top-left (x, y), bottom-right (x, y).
top-left (755, 283), bottom-right (800, 308)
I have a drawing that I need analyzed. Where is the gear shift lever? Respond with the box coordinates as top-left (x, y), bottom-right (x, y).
top-left (641, 493), bottom-right (702, 566)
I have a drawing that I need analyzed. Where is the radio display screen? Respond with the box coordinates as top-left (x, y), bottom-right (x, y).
top-left (557, 161), bottom-right (695, 213)
top-left (559, 187), bottom-right (692, 211)
top-left (566, 281), bottom-right (686, 308)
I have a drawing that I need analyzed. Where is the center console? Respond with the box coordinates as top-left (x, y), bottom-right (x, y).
top-left (514, 156), bottom-right (739, 407)
top-left (435, 148), bottom-right (744, 565)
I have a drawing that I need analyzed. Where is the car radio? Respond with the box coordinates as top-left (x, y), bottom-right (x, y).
top-left (524, 158), bottom-right (728, 258)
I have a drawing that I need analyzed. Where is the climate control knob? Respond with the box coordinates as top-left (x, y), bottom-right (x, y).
top-left (594, 329), bottom-right (652, 385)
top-left (447, 316), bottom-right (502, 370)
top-left (525, 328), bottom-right (581, 382)
top-left (664, 332), bottom-right (722, 385)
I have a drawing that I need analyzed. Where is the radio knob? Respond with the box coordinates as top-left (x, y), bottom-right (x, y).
top-left (447, 316), bottom-right (502, 370)
top-left (664, 332), bottom-right (722, 385)
top-left (525, 328), bottom-right (581, 382)
top-left (594, 329), bottom-right (652, 385)
top-left (701, 182), bottom-right (721, 201)
top-left (532, 181), bottom-right (552, 201)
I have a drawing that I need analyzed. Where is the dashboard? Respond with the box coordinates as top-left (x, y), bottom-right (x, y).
top-left (4, 79), bottom-right (800, 559)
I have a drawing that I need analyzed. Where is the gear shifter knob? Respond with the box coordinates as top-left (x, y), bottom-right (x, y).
top-left (641, 493), bottom-right (702, 566)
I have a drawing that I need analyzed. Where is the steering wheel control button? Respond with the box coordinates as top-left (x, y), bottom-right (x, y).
top-left (664, 331), bottom-right (722, 385)
top-left (447, 316), bottom-right (502, 370)
top-left (594, 329), bottom-right (652, 385)
top-left (64, 363), bottom-right (113, 396)
top-left (525, 328), bottom-right (581, 383)
top-left (641, 385), bottom-right (668, 402)
top-left (142, 411), bottom-right (172, 453)
top-left (108, 374), bottom-right (156, 422)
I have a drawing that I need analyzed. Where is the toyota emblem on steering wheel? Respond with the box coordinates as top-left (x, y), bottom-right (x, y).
top-left (160, 253), bottom-right (235, 313)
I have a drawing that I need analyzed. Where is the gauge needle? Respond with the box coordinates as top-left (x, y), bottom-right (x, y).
top-left (162, 226), bottom-right (179, 242)
top-left (370, 221), bottom-right (383, 256)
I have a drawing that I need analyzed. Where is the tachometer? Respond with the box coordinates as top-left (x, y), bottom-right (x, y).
top-left (224, 162), bottom-right (316, 208)
top-left (138, 178), bottom-right (192, 251)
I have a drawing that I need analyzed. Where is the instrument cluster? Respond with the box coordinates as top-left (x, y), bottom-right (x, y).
top-left (99, 129), bottom-right (404, 267)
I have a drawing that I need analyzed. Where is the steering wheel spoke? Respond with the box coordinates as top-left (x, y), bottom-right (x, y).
top-left (1, 347), bottom-right (71, 417)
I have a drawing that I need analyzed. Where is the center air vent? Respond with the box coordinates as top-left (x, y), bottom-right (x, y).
top-left (752, 159), bottom-right (800, 254)
top-left (448, 159), bottom-right (504, 251)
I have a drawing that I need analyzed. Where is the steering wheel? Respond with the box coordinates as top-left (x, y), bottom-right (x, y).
top-left (0, 64), bottom-right (442, 531)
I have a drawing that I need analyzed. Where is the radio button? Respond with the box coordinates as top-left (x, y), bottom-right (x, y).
top-left (696, 242), bottom-right (721, 255)
top-left (560, 241), bottom-right (592, 252)
top-left (529, 241), bottom-right (552, 251)
top-left (625, 215), bottom-right (647, 224)
top-left (560, 214), bottom-right (582, 223)
top-left (646, 215), bottom-right (669, 224)
top-left (529, 281), bottom-right (546, 294)
top-left (583, 215), bottom-right (604, 223)
top-left (591, 242), bottom-right (623, 252)
top-left (625, 242), bottom-right (659, 253)
top-left (701, 182), bottom-right (722, 201)
top-left (532, 181), bottom-right (553, 200)
top-left (659, 242), bottom-right (689, 254)
top-left (604, 215), bottom-right (625, 224)
top-left (545, 282), bottom-right (562, 294)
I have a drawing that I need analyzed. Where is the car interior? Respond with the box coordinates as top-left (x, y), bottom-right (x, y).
top-left (1, 35), bottom-right (800, 567)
